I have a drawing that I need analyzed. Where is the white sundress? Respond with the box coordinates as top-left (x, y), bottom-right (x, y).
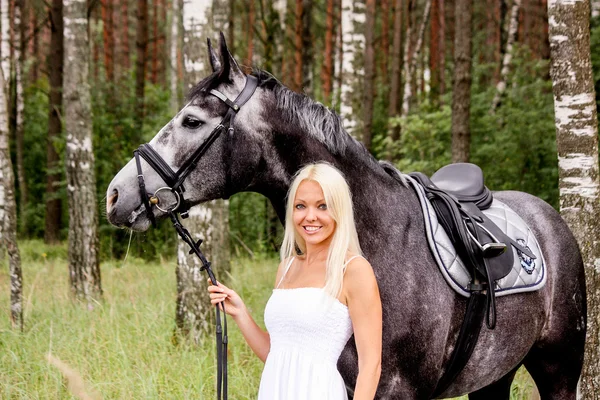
top-left (257, 256), bottom-right (360, 400)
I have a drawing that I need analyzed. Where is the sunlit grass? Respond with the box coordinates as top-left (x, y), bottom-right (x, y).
top-left (1, 240), bottom-right (537, 399)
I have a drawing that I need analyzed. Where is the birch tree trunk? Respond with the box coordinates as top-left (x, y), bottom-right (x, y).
top-left (170, 0), bottom-right (179, 113)
top-left (361, 0), bottom-right (375, 151)
top-left (0, 0), bottom-right (22, 331)
top-left (548, 1), bottom-right (600, 397)
top-left (0, 0), bottom-right (8, 258)
top-left (451, 0), bottom-right (473, 163)
top-left (14, 0), bottom-right (26, 233)
top-left (64, 0), bottom-right (102, 305)
top-left (45, 0), bottom-right (63, 244)
top-left (175, 1), bottom-right (230, 343)
top-left (339, 0), bottom-right (364, 136)
top-left (490, 0), bottom-right (521, 113)
top-left (401, 0), bottom-right (432, 118)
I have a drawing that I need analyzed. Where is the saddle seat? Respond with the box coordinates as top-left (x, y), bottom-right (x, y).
top-left (423, 163), bottom-right (493, 210)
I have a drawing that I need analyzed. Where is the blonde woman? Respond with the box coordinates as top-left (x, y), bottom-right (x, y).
top-left (207, 163), bottom-right (382, 399)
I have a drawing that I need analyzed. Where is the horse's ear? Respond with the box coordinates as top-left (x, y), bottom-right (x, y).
top-left (207, 38), bottom-right (221, 72)
top-left (218, 31), bottom-right (243, 80)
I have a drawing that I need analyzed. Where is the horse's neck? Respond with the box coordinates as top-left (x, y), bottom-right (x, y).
top-left (258, 135), bottom-right (416, 249)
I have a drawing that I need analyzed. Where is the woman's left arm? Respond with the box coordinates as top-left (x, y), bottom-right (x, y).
top-left (345, 257), bottom-right (382, 400)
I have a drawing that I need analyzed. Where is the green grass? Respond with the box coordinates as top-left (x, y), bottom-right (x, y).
top-left (0, 241), bottom-right (537, 399)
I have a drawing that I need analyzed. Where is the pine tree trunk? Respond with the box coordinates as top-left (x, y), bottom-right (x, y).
top-left (387, 0), bottom-right (403, 155)
top-left (247, 0), bottom-right (254, 66)
top-left (151, 0), bottom-right (158, 83)
top-left (293, 0), bottom-right (303, 92)
top-left (380, 0), bottom-right (390, 84)
top-left (176, 0), bottom-right (231, 342)
top-left (491, 0), bottom-right (521, 113)
top-left (64, 0), bottom-right (102, 305)
top-left (45, 0), bottom-right (63, 244)
top-left (451, 0), bottom-right (473, 163)
top-left (438, 0), bottom-right (445, 100)
top-left (301, 0), bottom-right (313, 95)
top-left (135, 0), bottom-right (148, 136)
top-left (401, 0), bottom-right (432, 118)
top-left (548, 1), bottom-right (600, 397)
top-left (361, 0), bottom-right (375, 151)
top-left (322, 0), bottom-right (335, 104)
top-left (14, 0), bottom-right (26, 233)
top-left (430, 0), bottom-right (440, 102)
top-left (102, 0), bottom-right (114, 83)
top-left (122, 0), bottom-right (130, 71)
top-left (228, 0), bottom-right (234, 54)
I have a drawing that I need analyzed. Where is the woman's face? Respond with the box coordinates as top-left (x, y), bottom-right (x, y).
top-left (292, 180), bottom-right (336, 247)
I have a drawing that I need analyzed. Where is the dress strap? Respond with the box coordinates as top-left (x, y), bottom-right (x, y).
top-left (343, 255), bottom-right (363, 271)
top-left (276, 257), bottom-right (296, 289)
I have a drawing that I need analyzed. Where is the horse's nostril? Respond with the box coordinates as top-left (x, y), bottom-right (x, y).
top-left (107, 189), bottom-right (119, 211)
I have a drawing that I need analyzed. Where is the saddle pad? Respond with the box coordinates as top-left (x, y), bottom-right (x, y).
top-left (405, 175), bottom-right (547, 297)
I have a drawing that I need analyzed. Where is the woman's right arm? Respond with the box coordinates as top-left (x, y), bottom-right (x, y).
top-left (208, 280), bottom-right (271, 362)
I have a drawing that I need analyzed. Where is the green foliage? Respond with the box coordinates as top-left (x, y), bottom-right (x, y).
top-left (378, 45), bottom-right (558, 208)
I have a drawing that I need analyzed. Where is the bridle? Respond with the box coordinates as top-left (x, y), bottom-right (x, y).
top-left (133, 74), bottom-right (258, 400)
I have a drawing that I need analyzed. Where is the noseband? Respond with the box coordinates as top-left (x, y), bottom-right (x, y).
top-left (133, 74), bottom-right (258, 400)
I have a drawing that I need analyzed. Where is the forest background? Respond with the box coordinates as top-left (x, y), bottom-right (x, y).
top-left (1, 0), bottom-right (599, 398)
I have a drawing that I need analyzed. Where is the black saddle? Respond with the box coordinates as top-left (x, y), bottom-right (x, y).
top-left (407, 163), bottom-right (536, 397)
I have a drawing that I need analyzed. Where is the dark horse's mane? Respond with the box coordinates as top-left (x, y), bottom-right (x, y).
top-left (188, 68), bottom-right (406, 186)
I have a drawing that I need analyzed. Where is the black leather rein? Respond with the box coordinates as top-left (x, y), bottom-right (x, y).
top-left (133, 74), bottom-right (258, 400)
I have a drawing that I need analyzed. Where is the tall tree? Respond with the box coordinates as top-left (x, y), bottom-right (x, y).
top-left (247, 0), bottom-right (254, 66)
top-left (0, 0), bottom-right (22, 331)
top-left (102, 0), bottom-right (114, 83)
top-left (175, 4), bottom-right (231, 342)
top-left (45, 0), bottom-right (63, 244)
top-left (0, 0), bottom-right (8, 257)
top-left (293, 0), bottom-right (303, 91)
top-left (169, 0), bottom-right (179, 113)
top-left (321, 0), bottom-right (335, 104)
top-left (64, 0), bottom-right (102, 304)
top-left (490, 0), bottom-right (521, 113)
top-left (451, 0), bottom-right (473, 162)
top-left (14, 0), bottom-right (26, 232)
top-left (301, 0), bottom-right (313, 94)
top-left (548, 0), bottom-right (600, 397)
top-left (380, 0), bottom-right (390, 83)
top-left (361, 0), bottom-right (375, 151)
top-left (122, 0), bottom-right (130, 71)
top-left (135, 0), bottom-right (148, 135)
top-left (151, 0), bottom-right (159, 83)
top-left (387, 0), bottom-right (404, 155)
top-left (339, 0), bottom-right (364, 135)
top-left (401, 0), bottom-right (432, 118)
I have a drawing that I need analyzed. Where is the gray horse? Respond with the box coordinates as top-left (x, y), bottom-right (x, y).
top-left (106, 35), bottom-right (586, 399)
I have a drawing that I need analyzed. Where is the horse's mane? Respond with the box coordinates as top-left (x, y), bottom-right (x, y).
top-left (187, 68), bottom-right (406, 185)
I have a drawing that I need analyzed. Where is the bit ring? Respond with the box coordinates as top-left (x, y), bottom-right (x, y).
top-left (152, 187), bottom-right (181, 213)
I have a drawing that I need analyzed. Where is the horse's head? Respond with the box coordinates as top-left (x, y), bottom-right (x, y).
top-left (106, 34), bottom-right (278, 231)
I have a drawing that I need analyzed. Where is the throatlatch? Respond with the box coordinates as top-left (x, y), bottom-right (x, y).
top-left (133, 74), bottom-right (258, 400)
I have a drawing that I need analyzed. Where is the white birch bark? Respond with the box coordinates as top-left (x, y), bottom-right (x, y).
top-left (490, 0), bottom-right (521, 113)
top-left (339, 0), bottom-right (364, 137)
top-left (170, 0), bottom-right (180, 113)
top-left (0, 0), bottom-right (8, 257)
top-left (401, 0), bottom-right (432, 118)
top-left (14, 0), bottom-right (26, 228)
top-left (548, 0), bottom-right (600, 398)
top-left (176, 0), bottom-right (230, 342)
top-left (0, 8), bottom-right (22, 330)
top-left (64, 0), bottom-right (102, 304)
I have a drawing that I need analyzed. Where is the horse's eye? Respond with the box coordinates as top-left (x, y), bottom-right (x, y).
top-left (182, 115), bottom-right (203, 129)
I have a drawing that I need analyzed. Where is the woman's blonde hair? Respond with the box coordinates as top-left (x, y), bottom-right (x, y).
top-left (279, 163), bottom-right (362, 299)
